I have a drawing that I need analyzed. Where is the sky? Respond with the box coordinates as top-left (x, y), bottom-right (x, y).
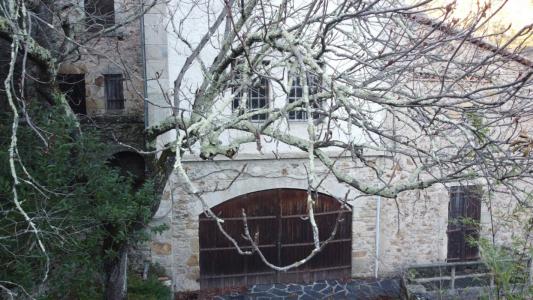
top-left (423, 0), bottom-right (533, 48)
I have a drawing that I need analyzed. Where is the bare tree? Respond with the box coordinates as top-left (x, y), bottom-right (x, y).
top-left (147, 0), bottom-right (533, 273)
top-left (0, 0), bottom-right (160, 299)
top-left (2, 0), bottom-right (532, 297)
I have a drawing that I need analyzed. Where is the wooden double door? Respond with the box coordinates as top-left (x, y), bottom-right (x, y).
top-left (199, 189), bottom-right (352, 289)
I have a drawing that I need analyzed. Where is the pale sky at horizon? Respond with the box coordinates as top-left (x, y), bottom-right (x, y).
top-left (421, 0), bottom-right (533, 47)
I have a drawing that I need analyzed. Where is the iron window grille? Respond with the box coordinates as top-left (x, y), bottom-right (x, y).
top-left (232, 75), bottom-right (269, 122)
top-left (85, 0), bottom-right (115, 32)
top-left (104, 74), bottom-right (125, 110)
top-left (288, 72), bottom-right (321, 120)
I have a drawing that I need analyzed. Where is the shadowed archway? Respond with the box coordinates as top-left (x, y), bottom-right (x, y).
top-left (108, 151), bottom-right (146, 188)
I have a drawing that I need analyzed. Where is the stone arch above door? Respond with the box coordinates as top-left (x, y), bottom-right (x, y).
top-left (189, 177), bottom-right (354, 217)
top-left (198, 188), bottom-right (352, 289)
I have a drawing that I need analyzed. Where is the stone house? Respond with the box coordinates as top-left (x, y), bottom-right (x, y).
top-left (1, 0), bottom-right (148, 174)
top-left (138, 1), bottom-right (533, 294)
top-left (47, 0), bottom-right (533, 294)
top-left (53, 0), bottom-right (148, 178)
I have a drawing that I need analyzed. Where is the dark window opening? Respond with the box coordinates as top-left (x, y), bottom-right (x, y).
top-left (447, 185), bottom-right (482, 262)
top-left (104, 74), bottom-right (124, 110)
top-left (57, 74), bottom-right (87, 115)
top-left (232, 76), bottom-right (269, 121)
top-left (0, 93), bottom-right (7, 113)
top-left (85, 0), bottom-right (115, 32)
top-left (108, 151), bottom-right (146, 189)
top-left (288, 72), bottom-right (321, 120)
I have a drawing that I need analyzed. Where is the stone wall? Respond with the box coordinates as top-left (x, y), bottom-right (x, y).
top-left (146, 148), bottom-right (533, 292)
top-left (56, 0), bottom-right (147, 152)
top-left (142, 2), bottom-right (172, 127)
top-left (58, 0), bottom-right (145, 118)
top-left (141, 1), bottom-right (533, 293)
top-left (146, 154), bottom-right (526, 292)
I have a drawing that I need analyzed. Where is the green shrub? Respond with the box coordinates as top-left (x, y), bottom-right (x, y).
top-left (128, 266), bottom-right (172, 300)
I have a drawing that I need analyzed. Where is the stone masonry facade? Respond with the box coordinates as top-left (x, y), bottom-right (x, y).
top-left (54, 0), bottom-right (148, 154)
top-left (137, 1), bottom-right (533, 293)
top-left (148, 153), bottom-right (527, 292)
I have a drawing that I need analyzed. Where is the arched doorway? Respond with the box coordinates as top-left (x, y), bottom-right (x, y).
top-left (199, 189), bottom-right (352, 289)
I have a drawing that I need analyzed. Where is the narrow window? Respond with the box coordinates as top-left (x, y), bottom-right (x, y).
top-left (85, 0), bottom-right (115, 32)
top-left (248, 77), bottom-right (269, 121)
top-left (104, 74), bottom-right (124, 110)
top-left (288, 72), bottom-right (320, 120)
top-left (57, 74), bottom-right (87, 115)
top-left (447, 185), bottom-right (481, 262)
top-left (288, 76), bottom-right (304, 120)
top-left (232, 76), bottom-right (269, 122)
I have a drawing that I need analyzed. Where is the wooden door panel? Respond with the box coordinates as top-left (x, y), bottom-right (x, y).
top-left (280, 214), bottom-right (349, 244)
top-left (280, 244), bottom-right (314, 267)
top-left (246, 218), bottom-right (279, 245)
top-left (280, 241), bottom-right (351, 268)
top-left (464, 229), bottom-right (480, 260)
top-left (447, 231), bottom-right (464, 261)
top-left (199, 189), bottom-right (352, 289)
top-left (245, 273), bottom-right (276, 286)
top-left (280, 217), bottom-right (314, 244)
top-left (465, 191), bottom-right (481, 222)
top-left (279, 189), bottom-right (307, 215)
top-left (200, 219), bottom-right (274, 248)
top-left (316, 212), bottom-right (348, 239)
top-left (200, 248), bottom-right (248, 276)
top-left (199, 239), bottom-right (277, 287)
top-left (209, 189), bottom-right (279, 218)
top-left (447, 186), bottom-right (481, 262)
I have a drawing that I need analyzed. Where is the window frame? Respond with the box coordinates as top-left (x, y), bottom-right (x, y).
top-left (104, 74), bottom-right (125, 111)
top-left (232, 73), bottom-right (270, 122)
top-left (85, 0), bottom-right (116, 32)
top-left (447, 185), bottom-right (482, 262)
top-left (287, 71), bottom-right (321, 121)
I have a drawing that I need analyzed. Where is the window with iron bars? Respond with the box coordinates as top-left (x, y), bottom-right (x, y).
top-left (232, 76), bottom-right (269, 122)
top-left (288, 72), bottom-right (321, 120)
top-left (104, 74), bottom-right (124, 110)
top-left (85, 0), bottom-right (115, 32)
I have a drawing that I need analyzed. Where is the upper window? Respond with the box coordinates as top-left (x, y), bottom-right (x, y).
top-left (232, 76), bottom-right (269, 122)
top-left (85, 0), bottom-right (115, 32)
top-left (288, 72), bottom-right (321, 120)
top-left (104, 74), bottom-right (124, 110)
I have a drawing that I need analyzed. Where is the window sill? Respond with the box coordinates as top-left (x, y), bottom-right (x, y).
top-left (103, 30), bottom-right (125, 40)
top-left (85, 29), bottom-right (125, 40)
top-left (249, 119), bottom-right (268, 124)
top-left (288, 118), bottom-right (323, 124)
top-left (105, 109), bottom-right (126, 114)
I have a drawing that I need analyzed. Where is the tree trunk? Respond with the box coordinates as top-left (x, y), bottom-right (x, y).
top-left (104, 245), bottom-right (128, 300)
